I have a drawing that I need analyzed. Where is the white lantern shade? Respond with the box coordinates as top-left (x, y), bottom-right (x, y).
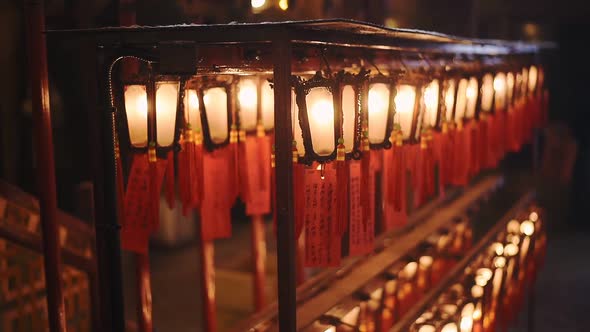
top-left (368, 83), bottom-right (391, 144)
top-left (155, 81), bottom-right (180, 147)
top-left (493, 73), bottom-right (507, 110)
top-left (394, 84), bottom-right (416, 140)
top-left (261, 80), bottom-right (275, 130)
top-left (506, 72), bottom-right (515, 103)
top-left (454, 78), bottom-right (468, 120)
top-left (203, 87), bottom-right (229, 144)
top-left (423, 79), bottom-right (439, 127)
top-left (306, 87), bottom-right (335, 156)
top-left (184, 89), bottom-right (202, 132)
top-left (528, 65), bottom-right (538, 93)
top-left (444, 79), bottom-right (456, 122)
top-left (124, 84), bottom-right (148, 147)
top-left (342, 85), bottom-right (356, 153)
top-left (238, 77), bottom-right (259, 131)
top-left (480, 74), bottom-right (494, 112)
top-left (465, 77), bottom-right (478, 118)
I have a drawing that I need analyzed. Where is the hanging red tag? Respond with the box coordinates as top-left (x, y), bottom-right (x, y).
top-left (244, 136), bottom-right (272, 216)
top-left (200, 148), bottom-right (233, 240)
top-left (122, 154), bottom-right (151, 254)
top-left (303, 165), bottom-right (340, 267)
top-left (348, 160), bottom-right (365, 255)
top-left (451, 124), bottom-right (472, 186)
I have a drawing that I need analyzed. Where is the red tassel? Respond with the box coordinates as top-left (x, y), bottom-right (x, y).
top-left (164, 151), bottom-right (175, 209)
top-left (229, 127), bottom-right (239, 203)
top-left (191, 140), bottom-right (203, 210)
top-left (148, 149), bottom-right (159, 233)
top-left (451, 122), bottom-right (472, 186)
top-left (238, 132), bottom-right (249, 203)
top-left (383, 139), bottom-right (408, 230)
top-left (363, 150), bottom-right (375, 254)
top-left (335, 141), bottom-right (348, 236)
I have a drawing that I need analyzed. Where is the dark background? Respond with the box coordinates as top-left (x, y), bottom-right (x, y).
top-left (0, 0), bottom-right (588, 224)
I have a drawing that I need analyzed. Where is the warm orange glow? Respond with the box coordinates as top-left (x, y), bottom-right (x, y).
top-left (465, 77), bottom-right (478, 118)
top-left (444, 79), bottom-right (456, 122)
top-left (418, 325), bottom-right (436, 332)
top-left (203, 87), bottom-right (229, 144)
top-left (261, 80), bottom-right (274, 130)
top-left (471, 285), bottom-right (484, 298)
top-left (528, 66), bottom-right (538, 93)
top-left (441, 322), bottom-right (458, 332)
top-left (494, 73), bottom-right (507, 110)
top-left (419, 255), bottom-right (433, 268)
top-left (394, 84), bottom-right (416, 139)
top-left (368, 83), bottom-right (390, 144)
top-left (476, 268), bottom-right (493, 281)
top-left (491, 242), bottom-right (504, 256)
top-left (238, 78), bottom-right (259, 132)
top-left (480, 74), bottom-right (494, 112)
top-left (506, 72), bottom-right (515, 102)
top-left (124, 84), bottom-right (148, 147)
top-left (423, 80), bottom-right (439, 126)
top-left (454, 78), bottom-right (468, 120)
top-left (507, 219), bottom-right (521, 234)
top-left (184, 89), bottom-right (202, 132)
top-left (307, 88), bottom-right (335, 155)
top-left (504, 243), bottom-right (519, 257)
top-left (402, 261), bottom-right (418, 279)
top-left (279, 0), bottom-right (289, 10)
top-left (493, 256), bottom-right (506, 269)
top-left (251, 0), bottom-right (265, 8)
top-left (529, 211), bottom-right (539, 222)
top-left (520, 220), bottom-right (535, 236)
top-left (155, 81), bottom-right (180, 147)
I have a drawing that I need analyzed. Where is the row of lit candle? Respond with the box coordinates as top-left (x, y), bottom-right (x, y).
top-left (303, 216), bottom-right (474, 332)
top-left (408, 208), bottom-right (544, 332)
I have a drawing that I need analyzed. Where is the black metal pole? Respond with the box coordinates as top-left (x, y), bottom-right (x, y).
top-left (93, 49), bottom-right (127, 332)
top-left (272, 37), bottom-right (296, 332)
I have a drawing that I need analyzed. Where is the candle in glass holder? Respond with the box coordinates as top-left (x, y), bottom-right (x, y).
top-left (460, 302), bottom-right (475, 332)
top-left (418, 256), bottom-right (434, 293)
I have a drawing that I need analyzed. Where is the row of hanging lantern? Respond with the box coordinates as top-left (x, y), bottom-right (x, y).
top-left (290, 52), bottom-right (547, 267)
top-left (408, 207), bottom-right (545, 332)
top-left (114, 51), bottom-right (547, 260)
top-left (118, 67), bottom-right (277, 253)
